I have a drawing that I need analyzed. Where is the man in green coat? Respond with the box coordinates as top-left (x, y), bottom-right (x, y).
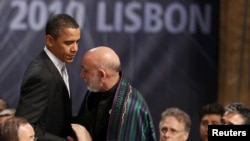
top-left (76, 46), bottom-right (157, 141)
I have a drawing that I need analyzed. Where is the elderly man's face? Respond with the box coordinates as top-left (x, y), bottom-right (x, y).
top-left (159, 116), bottom-right (189, 141)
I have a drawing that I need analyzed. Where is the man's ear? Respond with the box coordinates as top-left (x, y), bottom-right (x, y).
top-left (45, 35), bottom-right (53, 48)
top-left (98, 69), bottom-right (106, 79)
top-left (183, 131), bottom-right (189, 141)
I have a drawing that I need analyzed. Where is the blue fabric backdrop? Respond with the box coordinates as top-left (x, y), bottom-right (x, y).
top-left (0, 0), bottom-right (219, 140)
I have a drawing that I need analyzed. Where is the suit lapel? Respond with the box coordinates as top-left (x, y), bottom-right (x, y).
top-left (40, 51), bottom-right (70, 99)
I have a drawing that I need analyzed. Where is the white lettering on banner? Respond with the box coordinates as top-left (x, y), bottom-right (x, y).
top-left (114, 2), bottom-right (123, 32)
top-left (144, 2), bottom-right (163, 33)
top-left (9, 0), bottom-right (213, 34)
top-left (10, 1), bottom-right (84, 31)
top-left (10, 1), bottom-right (27, 30)
top-left (28, 1), bottom-right (47, 30)
top-left (165, 3), bottom-right (187, 34)
top-left (97, 2), bottom-right (112, 32)
top-left (97, 1), bottom-right (212, 33)
top-left (212, 129), bottom-right (247, 136)
top-left (65, 1), bottom-right (85, 28)
top-left (124, 2), bottom-right (142, 33)
top-left (189, 4), bottom-right (211, 33)
top-left (48, 1), bottom-right (62, 15)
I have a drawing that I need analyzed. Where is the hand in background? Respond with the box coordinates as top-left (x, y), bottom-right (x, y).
top-left (70, 123), bottom-right (92, 141)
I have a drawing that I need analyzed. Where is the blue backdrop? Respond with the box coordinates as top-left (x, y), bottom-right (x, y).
top-left (0, 0), bottom-right (219, 140)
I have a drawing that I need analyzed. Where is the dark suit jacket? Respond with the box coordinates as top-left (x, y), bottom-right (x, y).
top-left (15, 51), bottom-right (74, 141)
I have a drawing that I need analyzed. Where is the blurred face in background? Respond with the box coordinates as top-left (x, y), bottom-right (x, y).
top-left (159, 116), bottom-right (189, 141)
top-left (222, 111), bottom-right (244, 125)
top-left (18, 123), bottom-right (36, 141)
top-left (199, 114), bottom-right (222, 141)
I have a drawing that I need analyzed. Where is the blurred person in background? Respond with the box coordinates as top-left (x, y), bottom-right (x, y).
top-left (222, 102), bottom-right (250, 125)
top-left (199, 103), bottom-right (224, 141)
top-left (159, 107), bottom-right (191, 141)
top-left (0, 108), bottom-right (16, 123)
top-left (0, 117), bottom-right (36, 141)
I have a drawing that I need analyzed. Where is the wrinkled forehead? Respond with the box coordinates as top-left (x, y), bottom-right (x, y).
top-left (160, 116), bottom-right (185, 127)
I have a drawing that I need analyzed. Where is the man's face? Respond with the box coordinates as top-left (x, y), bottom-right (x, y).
top-left (80, 61), bottom-right (103, 92)
top-left (18, 123), bottom-right (36, 141)
top-left (221, 111), bottom-right (245, 125)
top-left (85, 70), bottom-right (103, 92)
top-left (159, 116), bottom-right (189, 141)
top-left (199, 114), bottom-right (222, 141)
top-left (48, 27), bottom-right (81, 63)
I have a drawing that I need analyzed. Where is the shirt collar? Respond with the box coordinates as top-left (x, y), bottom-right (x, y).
top-left (44, 46), bottom-right (65, 71)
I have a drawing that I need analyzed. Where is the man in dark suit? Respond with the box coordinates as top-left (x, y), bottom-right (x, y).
top-left (15, 13), bottom-right (81, 141)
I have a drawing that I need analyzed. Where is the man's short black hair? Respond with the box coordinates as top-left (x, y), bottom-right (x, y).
top-left (45, 13), bottom-right (79, 39)
top-left (199, 103), bottom-right (225, 120)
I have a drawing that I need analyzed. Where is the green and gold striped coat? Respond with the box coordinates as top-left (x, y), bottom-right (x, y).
top-left (106, 73), bottom-right (157, 141)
